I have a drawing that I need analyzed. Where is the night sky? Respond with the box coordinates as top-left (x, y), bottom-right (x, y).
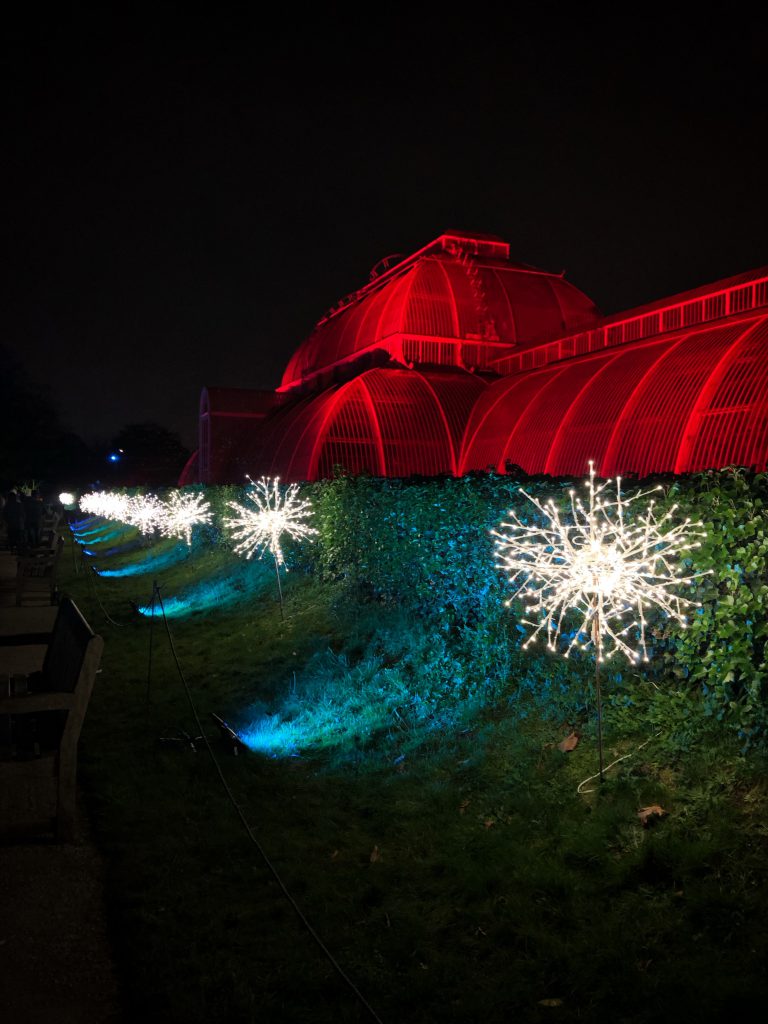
top-left (5, 12), bottom-right (767, 450)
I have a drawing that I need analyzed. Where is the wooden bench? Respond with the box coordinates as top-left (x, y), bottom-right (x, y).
top-left (0, 535), bottom-right (64, 607)
top-left (0, 598), bottom-right (103, 842)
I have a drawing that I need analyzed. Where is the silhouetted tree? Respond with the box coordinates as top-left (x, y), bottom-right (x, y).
top-left (0, 346), bottom-right (96, 490)
top-left (106, 422), bottom-right (190, 486)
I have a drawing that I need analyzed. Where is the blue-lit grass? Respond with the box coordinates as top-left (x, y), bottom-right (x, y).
top-left (237, 616), bottom-right (583, 765)
top-left (71, 519), bottom-right (122, 538)
top-left (96, 541), bottom-right (191, 577)
top-left (70, 515), bottom-right (98, 530)
top-left (73, 525), bottom-right (117, 539)
top-left (239, 653), bottom-right (399, 756)
top-left (82, 539), bottom-right (146, 560)
top-left (137, 557), bottom-right (274, 618)
top-left (78, 525), bottom-right (132, 544)
top-left (89, 539), bottom-right (145, 558)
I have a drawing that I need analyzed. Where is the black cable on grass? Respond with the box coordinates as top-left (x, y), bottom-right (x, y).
top-left (67, 526), bottom-right (81, 574)
top-left (85, 563), bottom-right (130, 628)
top-left (145, 581), bottom-right (157, 730)
top-left (151, 582), bottom-right (385, 1024)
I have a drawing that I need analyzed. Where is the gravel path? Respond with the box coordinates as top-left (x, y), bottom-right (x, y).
top-left (0, 799), bottom-right (123, 1024)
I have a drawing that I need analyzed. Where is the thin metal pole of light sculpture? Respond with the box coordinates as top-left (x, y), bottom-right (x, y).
top-left (222, 476), bottom-right (318, 619)
top-left (492, 462), bottom-right (709, 782)
top-left (272, 549), bottom-right (284, 617)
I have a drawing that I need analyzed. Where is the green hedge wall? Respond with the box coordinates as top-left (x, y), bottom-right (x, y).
top-left (118, 469), bottom-right (768, 739)
top-left (298, 470), bottom-right (767, 739)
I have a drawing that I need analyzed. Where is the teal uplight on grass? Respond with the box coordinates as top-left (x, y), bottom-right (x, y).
top-left (238, 715), bottom-right (302, 756)
top-left (97, 543), bottom-right (189, 577)
top-left (91, 540), bottom-right (144, 558)
top-left (79, 527), bottom-right (127, 544)
top-left (137, 560), bottom-right (270, 619)
top-left (74, 524), bottom-right (116, 539)
top-left (238, 706), bottom-right (381, 759)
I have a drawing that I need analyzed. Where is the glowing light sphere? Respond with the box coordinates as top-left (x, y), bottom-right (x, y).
top-left (125, 494), bottom-right (164, 535)
top-left (158, 490), bottom-right (213, 546)
top-left (223, 476), bottom-right (318, 567)
top-left (59, 492), bottom-right (76, 506)
top-left (492, 462), bottom-right (709, 664)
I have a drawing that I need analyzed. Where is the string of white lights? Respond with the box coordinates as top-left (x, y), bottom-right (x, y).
top-left (79, 489), bottom-right (212, 546)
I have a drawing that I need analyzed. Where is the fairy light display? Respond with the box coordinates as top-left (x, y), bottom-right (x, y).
top-left (493, 461), bottom-right (708, 778)
top-left (223, 476), bottom-right (318, 616)
top-left (158, 491), bottom-right (213, 547)
top-left (79, 491), bottom-right (131, 522)
top-left (125, 494), bottom-right (164, 535)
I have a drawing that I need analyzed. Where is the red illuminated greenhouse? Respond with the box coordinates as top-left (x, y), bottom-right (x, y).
top-left (189, 232), bottom-right (768, 484)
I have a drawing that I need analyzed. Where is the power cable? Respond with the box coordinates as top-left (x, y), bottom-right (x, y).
top-left (576, 735), bottom-right (658, 794)
top-left (151, 581), bottom-right (385, 1024)
top-left (145, 581), bottom-right (157, 729)
top-left (69, 524), bottom-right (131, 628)
top-left (84, 562), bottom-right (130, 628)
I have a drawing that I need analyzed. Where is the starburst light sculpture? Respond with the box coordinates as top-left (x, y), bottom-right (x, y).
top-left (223, 476), bottom-right (318, 566)
top-left (79, 490), bottom-right (131, 522)
top-left (493, 462), bottom-right (709, 778)
top-left (223, 476), bottom-right (318, 615)
top-left (125, 494), bottom-right (164, 536)
top-left (158, 491), bottom-right (213, 547)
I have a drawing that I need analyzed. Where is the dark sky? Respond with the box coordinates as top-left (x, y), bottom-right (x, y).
top-left (5, 12), bottom-right (767, 449)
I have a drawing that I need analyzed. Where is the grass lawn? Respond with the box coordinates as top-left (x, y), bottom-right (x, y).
top-left (65, 517), bottom-right (768, 1023)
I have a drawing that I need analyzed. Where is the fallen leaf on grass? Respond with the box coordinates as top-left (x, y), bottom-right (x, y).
top-left (638, 805), bottom-right (667, 827)
top-left (483, 818), bottom-right (495, 829)
top-left (370, 845), bottom-right (381, 863)
top-left (557, 731), bottom-right (580, 752)
top-left (538, 997), bottom-right (564, 1007)
top-left (459, 799), bottom-right (471, 815)
top-left (330, 849), bottom-right (339, 860)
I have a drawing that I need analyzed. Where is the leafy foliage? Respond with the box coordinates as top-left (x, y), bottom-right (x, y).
top-left (297, 469), bottom-right (768, 743)
top-left (105, 468), bottom-right (768, 743)
top-left (662, 470), bottom-right (768, 742)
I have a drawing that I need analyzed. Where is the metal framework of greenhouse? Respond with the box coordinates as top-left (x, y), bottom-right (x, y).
top-left (185, 232), bottom-right (768, 484)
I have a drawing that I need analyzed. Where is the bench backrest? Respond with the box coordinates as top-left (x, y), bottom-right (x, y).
top-left (42, 597), bottom-right (100, 693)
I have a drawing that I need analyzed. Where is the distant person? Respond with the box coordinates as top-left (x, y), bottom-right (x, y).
top-left (23, 490), bottom-right (44, 548)
top-left (3, 491), bottom-right (26, 552)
